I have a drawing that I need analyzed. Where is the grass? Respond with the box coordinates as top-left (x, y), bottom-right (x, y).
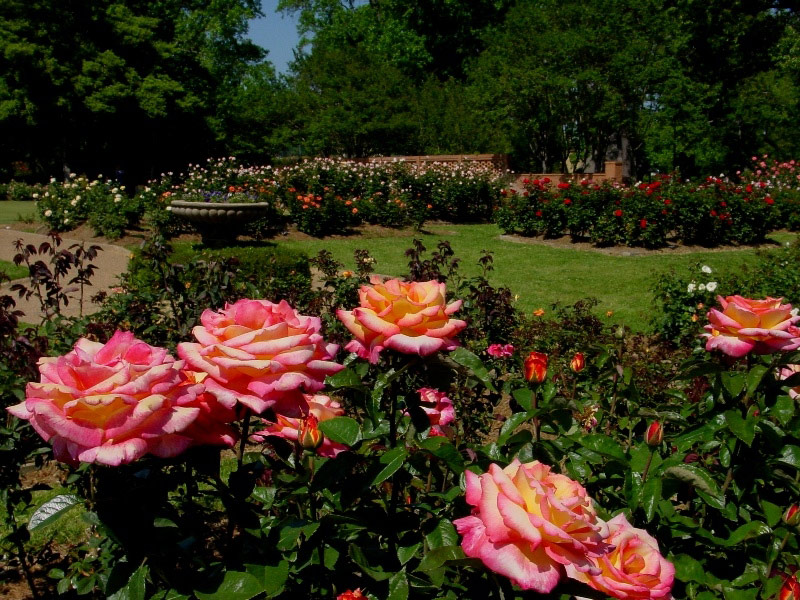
top-left (174, 223), bottom-right (786, 331)
top-left (0, 201), bottom-right (37, 224)
top-left (0, 258), bottom-right (26, 280)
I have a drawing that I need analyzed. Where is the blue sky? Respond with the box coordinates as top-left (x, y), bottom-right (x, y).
top-left (248, 0), bottom-right (301, 74)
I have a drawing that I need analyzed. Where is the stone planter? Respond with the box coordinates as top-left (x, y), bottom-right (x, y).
top-left (167, 200), bottom-right (276, 245)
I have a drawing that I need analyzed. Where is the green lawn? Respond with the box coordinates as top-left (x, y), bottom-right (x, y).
top-left (1, 258), bottom-right (27, 280)
top-left (0, 200), bottom-right (37, 224)
top-left (176, 223), bottom-right (782, 331)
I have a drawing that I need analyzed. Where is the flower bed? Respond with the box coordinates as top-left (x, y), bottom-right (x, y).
top-left (1, 235), bottom-right (799, 599)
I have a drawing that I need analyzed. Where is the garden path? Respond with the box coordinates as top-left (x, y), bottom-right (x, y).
top-left (0, 228), bottom-right (131, 322)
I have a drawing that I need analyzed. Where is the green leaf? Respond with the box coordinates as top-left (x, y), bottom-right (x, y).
top-left (746, 364), bottom-right (769, 396)
top-left (777, 444), bottom-right (800, 468)
top-left (195, 571), bottom-right (264, 600)
top-left (397, 542), bottom-right (421, 566)
top-left (761, 500), bottom-right (783, 528)
top-left (153, 517), bottom-right (177, 528)
top-left (415, 546), bottom-right (465, 572)
top-left (245, 560), bottom-right (289, 597)
top-left (576, 434), bottom-right (628, 464)
top-left (496, 412), bottom-right (530, 446)
top-left (672, 554), bottom-right (708, 584)
top-left (251, 486), bottom-right (276, 509)
top-left (664, 464), bottom-right (724, 501)
top-left (641, 476), bottom-right (662, 521)
top-left (108, 565), bottom-right (148, 600)
top-left (712, 521), bottom-right (771, 546)
top-left (349, 544), bottom-right (391, 581)
top-left (387, 571), bottom-right (409, 600)
top-left (325, 367), bottom-right (364, 389)
top-left (720, 372), bottom-right (746, 398)
top-left (318, 417), bottom-right (361, 446)
top-left (724, 410), bottom-right (756, 446)
top-left (770, 395), bottom-right (795, 426)
top-left (425, 519), bottom-right (458, 549)
top-left (371, 446), bottom-right (407, 486)
top-left (722, 587), bottom-right (757, 600)
top-left (512, 387), bottom-right (532, 413)
top-left (28, 494), bottom-right (82, 531)
top-left (449, 347), bottom-right (497, 392)
top-left (276, 520), bottom-right (319, 551)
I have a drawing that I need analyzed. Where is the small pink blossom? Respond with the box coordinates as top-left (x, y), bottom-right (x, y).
top-left (487, 343), bottom-right (514, 358)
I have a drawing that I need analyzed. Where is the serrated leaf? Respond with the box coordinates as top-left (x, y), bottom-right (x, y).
top-left (576, 434), bottom-right (628, 463)
top-left (664, 464), bottom-right (723, 501)
top-left (512, 387), bottom-right (532, 413)
top-left (195, 571), bottom-right (264, 600)
top-left (761, 500), bottom-right (783, 528)
top-left (28, 494), bottom-right (81, 531)
top-left (425, 519), bottom-right (457, 549)
top-left (415, 546), bottom-right (465, 572)
top-left (387, 571), bottom-right (409, 600)
top-left (245, 560), bottom-right (289, 597)
top-left (724, 410), bottom-right (756, 446)
top-left (496, 412), bottom-right (530, 446)
top-left (107, 565), bottom-right (148, 600)
top-left (641, 476), bottom-right (662, 521)
top-left (770, 395), bottom-right (795, 426)
top-left (372, 446), bottom-right (407, 486)
top-left (318, 417), bottom-right (361, 446)
top-left (325, 367), bottom-right (363, 389)
top-left (721, 372), bottom-right (745, 398)
top-left (777, 444), bottom-right (800, 468)
top-left (449, 347), bottom-right (497, 392)
top-left (397, 542), bottom-right (421, 565)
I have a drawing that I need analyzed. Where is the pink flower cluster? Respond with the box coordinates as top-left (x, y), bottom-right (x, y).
top-left (455, 460), bottom-right (674, 598)
top-left (407, 388), bottom-right (455, 437)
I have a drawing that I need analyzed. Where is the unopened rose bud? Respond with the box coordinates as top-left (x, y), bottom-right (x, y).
top-left (570, 352), bottom-right (585, 373)
top-left (298, 414), bottom-right (324, 450)
top-left (524, 351), bottom-right (548, 383)
top-left (645, 421), bottom-right (663, 446)
top-left (784, 504), bottom-right (800, 527)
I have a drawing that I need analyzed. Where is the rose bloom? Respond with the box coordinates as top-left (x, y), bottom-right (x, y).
top-left (7, 331), bottom-right (218, 466)
top-left (487, 343), bottom-right (514, 358)
top-left (250, 394), bottom-right (348, 457)
top-left (178, 299), bottom-right (343, 414)
top-left (565, 513), bottom-right (674, 599)
top-left (336, 277), bottom-right (466, 364)
top-left (407, 388), bottom-right (455, 437)
top-left (337, 590), bottom-right (365, 600)
top-left (703, 296), bottom-right (800, 357)
top-left (454, 460), bottom-right (608, 593)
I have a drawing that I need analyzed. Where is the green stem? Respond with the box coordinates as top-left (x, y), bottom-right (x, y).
top-left (642, 449), bottom-right (654, 483)
top-left (237, 411), bottom-right (251, 468)
top-left (532, 386), bottom-right (540, 443)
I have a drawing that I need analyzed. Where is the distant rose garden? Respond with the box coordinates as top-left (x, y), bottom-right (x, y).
top-left (1, 156), bottom-right (800, 599)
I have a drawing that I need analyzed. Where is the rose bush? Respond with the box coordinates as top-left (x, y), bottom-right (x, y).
top-left (336, 277), bottom-right (466, 363)
top-left (178, 298), bottom-right (343, 413)
top-left (5, 331), bottom-right (231, 466)
top-left (703, 295), bottom-right (800, 357)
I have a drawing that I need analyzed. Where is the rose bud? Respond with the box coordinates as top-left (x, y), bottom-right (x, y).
top-left (298, 413), bottom-right (324, 451)
top-left (645, 421), bottom-right (663, 446)
top-left (524, 351), bottom-right (548, 383)
top-left (784, 504), bottom-right (800, 527)
top-left (570, 352), bottom-right (586, 373)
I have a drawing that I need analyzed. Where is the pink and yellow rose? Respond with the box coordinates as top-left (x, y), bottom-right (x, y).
top-left (250, 394), bottom-right (348, 457)
top-left (779, 364), bottom-right (800, 399)
top-left (178, 299), bottom-right (343, 414)
top-left (336, 277), bottom-right (466, 364)
top-left (454, 459), bottom-right (608, 593)
top-left (7, 331), bottom-right (220, 466)
top-left (565, 513), bottom-right (674, 599)
top-left (703, 295), bottom-right (800, 357)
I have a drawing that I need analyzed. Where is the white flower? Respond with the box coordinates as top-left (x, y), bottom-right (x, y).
top-left (687, 283), bottom-right (696, 293)
top-left (698, 283), bottom-right (706, 292)
top-left (32, 193), bottom-right (39, 199)
top-left (44, 209), bottom-right (52, 217)
top-left (706, 281), bottom-right (718, 292)
top-left (70, 199), bottom-right (78, 206)
top-left (69, 172), bottom-right (76, 179)
top-left (75, 195), bottom-right (81, 201)
top-left (50, 177), bottom-right (56, 183)
top-left (63, 218), bottom-right (70, 224)
top-left (112, 187), bottom-right (119, 193)
top-left (120, 185), bottom-right (126, 191)
top-left (701, 265), bottom-right (712, 274)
